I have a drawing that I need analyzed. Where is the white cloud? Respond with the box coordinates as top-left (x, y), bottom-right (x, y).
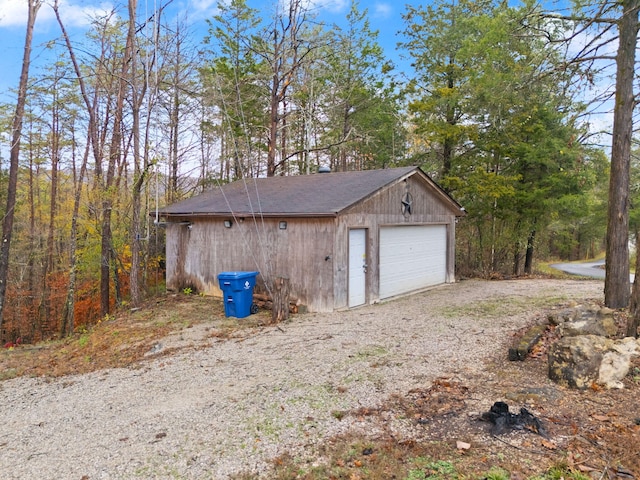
top-left (0, 0), bottom-right (114, 30)
top-left (56, 1), bottom-right (116, 28)
top-left (189, 0), bottom-right (217, 13)
top-left (144, 0), bottom-right (216, 27)
top-left (177, 0), bottom-right (218, 23)
top-left (309, 0), bottom-right (348, 14)
top-left (566, 26), bottom-right (618, 60)
top-left (0, 0), bottom-right (30, 27)
top-left (373, 2), bottom-right (391, 18)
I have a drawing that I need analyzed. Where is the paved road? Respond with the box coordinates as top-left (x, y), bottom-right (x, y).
top-left (550, 259), bottom-right (606, 279)
top-left (551, 259), bottom-right (635, 282)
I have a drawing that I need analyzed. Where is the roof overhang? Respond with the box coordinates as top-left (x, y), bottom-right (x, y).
top-left (157, 212), bottom-right (339, 220)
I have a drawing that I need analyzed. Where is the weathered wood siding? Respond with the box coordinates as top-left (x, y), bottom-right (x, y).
top-left (166, 216), bottom-right (337, 312)
top-left (333, 174), bottom-right (458, 309)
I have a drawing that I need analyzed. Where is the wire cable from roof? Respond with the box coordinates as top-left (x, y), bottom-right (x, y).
top-left (209, 69), bottom-right (275, 297)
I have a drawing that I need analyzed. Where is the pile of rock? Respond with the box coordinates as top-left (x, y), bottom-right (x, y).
top-left (546, 305), bottom-right (640, 389)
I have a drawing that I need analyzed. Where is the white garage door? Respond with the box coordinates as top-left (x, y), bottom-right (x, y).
top-left (379, 225), bottom-right (447, 299)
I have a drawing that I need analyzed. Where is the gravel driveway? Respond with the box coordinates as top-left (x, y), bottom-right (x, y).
top-left (0, 279), bottom-right (604, 479)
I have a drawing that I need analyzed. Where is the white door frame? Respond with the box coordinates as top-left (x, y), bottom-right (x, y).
top-left (348, 228), bottom-right (367, 307)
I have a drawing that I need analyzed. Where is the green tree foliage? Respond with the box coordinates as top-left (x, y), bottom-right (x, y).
top-left (201, 0), bottom-right (403, 177)
top-left (319, 1), bottom-right (405, 171)
top-left (201, 0), bottom-right (266, 181)
top-left (403, 0), bottom-right (606, 276)
top-left (537, 0), bottom-right (640, 309)
top-left (400, 0), bottom-right (493, 176)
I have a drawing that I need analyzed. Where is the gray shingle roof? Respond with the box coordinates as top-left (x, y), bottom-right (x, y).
top-left (158, 167), bottom-right (461, 217)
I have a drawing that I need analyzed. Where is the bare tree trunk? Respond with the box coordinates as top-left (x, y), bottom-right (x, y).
top-left (265, 0), bottom-right (306, 177)
top-left (604, 0), bottom-right (639, 309)
top-left (27, 123), bottom-right (37, 340)
top-left (271, 276), bottom-right (290, 323)
top-left (130, 133), bottom-right (142, 308)
top-left (0, 0), bottom-right (42, 332)
top-left (512, 243), bottom-right (520, 276)
top-left (524, 229), bottom-right (536, 274)
top-left (129, 0), bottom-right (147, 308)
top-left (629, 228), bottom-right (640, 337)
top-left (442, 54), bottom-right (456, 177)
top-left (100, 0), bottom-right (138, 317)
top-left (40, 80), bottom-right (61, 336)
top-left (53, 1), bottom-right (104, 171)
top-left (169, 86), bottom-right (180, 200)
top-left (267, 60), bottom-right (280, 177)
top-left (54, 1), bottom-right (105, 335)
top-left (340, 96), bottom-right (350, 172)
top-left (60, 127), bottom-right (88, 337)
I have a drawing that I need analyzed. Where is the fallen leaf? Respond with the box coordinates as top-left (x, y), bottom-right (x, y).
top-left (541, 439), bottom-right (557, 450)
top-left (577, 464), bottom-right (597, 472)
top-left (592, 415), bottom-right (609, 422)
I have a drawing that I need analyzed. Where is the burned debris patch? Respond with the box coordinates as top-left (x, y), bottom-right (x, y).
top-left (481, 401), bottom-right (547, 437)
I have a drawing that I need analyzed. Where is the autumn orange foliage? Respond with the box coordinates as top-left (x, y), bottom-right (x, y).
top-left (1, 267), bottom-right (164, 345)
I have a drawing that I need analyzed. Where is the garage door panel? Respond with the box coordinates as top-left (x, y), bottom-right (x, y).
top-left (379, 225), bottom-right (447, 299)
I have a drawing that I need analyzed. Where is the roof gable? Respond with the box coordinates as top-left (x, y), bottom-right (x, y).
top-left (158, 167), bottom-right (464, 217)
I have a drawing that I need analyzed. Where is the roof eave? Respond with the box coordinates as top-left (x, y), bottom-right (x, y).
top-left (157, 212), bottom-right (339, 219)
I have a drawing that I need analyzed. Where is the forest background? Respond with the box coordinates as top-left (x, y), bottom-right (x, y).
top-left (0, 0), bottom-right (635, 345)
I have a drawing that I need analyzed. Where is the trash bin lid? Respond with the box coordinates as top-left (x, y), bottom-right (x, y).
top-left (218, 271), bottom-right (259, 279)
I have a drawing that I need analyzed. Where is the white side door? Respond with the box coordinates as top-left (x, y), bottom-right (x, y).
top-left (348, 229), bottom-right (367, 307)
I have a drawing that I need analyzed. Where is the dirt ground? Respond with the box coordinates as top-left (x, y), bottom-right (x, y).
top-left (366, 334), bottom-right (640, 479)
top-left (286, 297), bottom-right (640, 480)
top-left (1, 278), bottom-right (639, 479)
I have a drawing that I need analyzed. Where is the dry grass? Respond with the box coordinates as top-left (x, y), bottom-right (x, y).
top-left (0, 293), bottom-right (269, 379)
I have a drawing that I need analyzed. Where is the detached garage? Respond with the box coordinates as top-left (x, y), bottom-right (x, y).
top-left (157, 166), bottom-right (465, 312)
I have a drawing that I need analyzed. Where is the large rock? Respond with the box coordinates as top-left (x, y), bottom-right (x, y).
top-left (547, 306), bottom-right (580, 325)
top-left (550, 306), bottom-right (618, 338)
top-left (548, 335), bottom-right (640, 389)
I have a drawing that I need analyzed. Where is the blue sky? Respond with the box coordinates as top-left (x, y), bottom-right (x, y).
top-left (0, 0), bottom-right (616, 145)
top-left (0, 0), bottom-right (414, 104)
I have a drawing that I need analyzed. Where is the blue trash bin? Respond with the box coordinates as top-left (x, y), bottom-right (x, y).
top-left (218, 271), bottom-right (259, 318)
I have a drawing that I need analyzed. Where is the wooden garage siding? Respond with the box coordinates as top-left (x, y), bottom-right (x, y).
top-left (166, 217), bottom-right (337, 312)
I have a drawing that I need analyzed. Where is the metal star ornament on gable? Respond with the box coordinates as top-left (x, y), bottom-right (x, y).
top-left (401, 192), bottom-right (413, 216)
